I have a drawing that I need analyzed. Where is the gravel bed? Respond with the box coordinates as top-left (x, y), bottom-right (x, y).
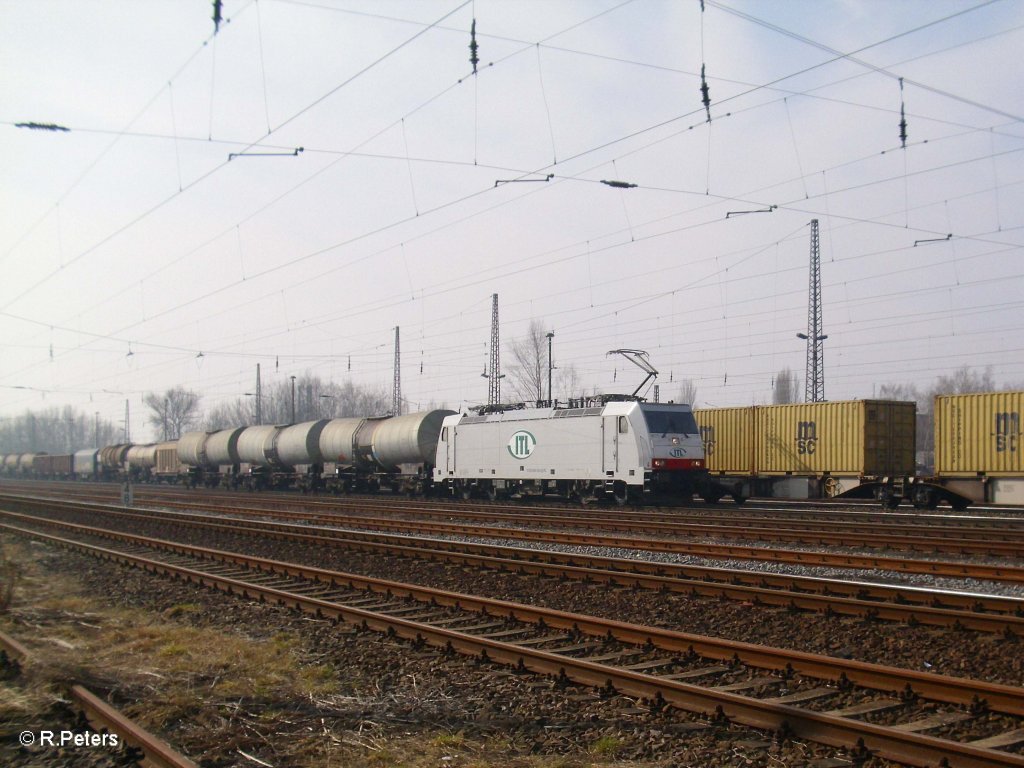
top-left (400, 530), bottom-right (1024, 598)
top-left (18, 507), bottom-right (1024, 688)
top-left (2, 536), bottom-right (909, 768)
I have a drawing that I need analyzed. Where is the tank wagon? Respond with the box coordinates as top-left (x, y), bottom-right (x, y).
top-left (176, 427), bottom-right (244, 487)
top-left (696, 400), bottom-right (916, 501)
top-left (433, 398), bottom-right (722, 504)
top-left (98, 444), bottom-right (131, 481)
top-left (125, 443), bottom-right (158, 481)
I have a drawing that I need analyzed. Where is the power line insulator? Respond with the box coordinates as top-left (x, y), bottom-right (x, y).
top-left (469, 19), bottom-right (479, 75)
top-left (700, 64), bottom-right (712, 122)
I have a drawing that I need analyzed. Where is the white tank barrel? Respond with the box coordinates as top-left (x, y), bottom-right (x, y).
top-left (372, 410), bottom-right (455, 468)
top-left (273, 420), bottom-right (330, 467)
top-left (126, 443), bottom-right (158, 469)
top-left (318, 418), bottom-right (365, 465)
top-left (177, 431), bottom-right (210, 467)
top-left (236, 425), bottom-right (281, 467)
top-left (206, 427), bottom-right (244, 466)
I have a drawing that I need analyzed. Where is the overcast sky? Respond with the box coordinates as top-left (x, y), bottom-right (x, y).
top-left (2, 0), bottom-right (1023, 440)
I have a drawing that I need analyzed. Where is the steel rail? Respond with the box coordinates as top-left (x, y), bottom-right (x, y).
top-left (0, 630), bottom-right (199, 768)
top-left (2, 520), bottom-right (1023, 768)
top-left (90, 487), bottom-right (1024, 555)
top-left (3, 489), bottom-right (1024, 584)
top-left (12, 482), bottom-right (1024, 549)
top-left (4, 502), bottom-right (1022, 635)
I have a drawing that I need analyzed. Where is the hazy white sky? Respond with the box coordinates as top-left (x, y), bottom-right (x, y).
top-left (2, 0), bottom-right (1023, 439)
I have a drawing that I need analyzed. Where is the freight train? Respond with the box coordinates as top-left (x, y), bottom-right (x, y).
top-left (3, 390), bottom-right (1020, 509)
top-left (0, 397), bottom-right (723, 504)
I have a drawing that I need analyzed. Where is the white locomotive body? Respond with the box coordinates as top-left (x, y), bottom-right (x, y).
top-left (433, 399), bottom-right (711, 504)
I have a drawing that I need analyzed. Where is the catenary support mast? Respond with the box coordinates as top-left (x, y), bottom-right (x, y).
top-left (798, 219), bottom-right (827, 402)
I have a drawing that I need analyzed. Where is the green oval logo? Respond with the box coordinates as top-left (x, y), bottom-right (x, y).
top-left (507, 430), bottom-right (536, 459)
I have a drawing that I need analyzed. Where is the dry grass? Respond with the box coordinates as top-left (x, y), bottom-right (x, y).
top-left (0, 537), bottom-right (661, 768)
top-left (0, 542), bottom-right (19, 612)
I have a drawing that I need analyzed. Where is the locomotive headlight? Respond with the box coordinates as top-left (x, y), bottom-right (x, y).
top-left (671, 437), bottom-right (680, 445)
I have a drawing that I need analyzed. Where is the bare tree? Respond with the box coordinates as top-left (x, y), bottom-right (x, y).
top-left (201, 376), bottom-right (389, 430)
top-left (877, 382), bottom-right (923, 405)
top-left (507, 319), bottom-right (548, 404)
top-left (554, 363), bottom-right (582, 405)
top-left (0, 407), bottom-right (120, 453)
top-left (773, 367), bottom-right (799, 404)
top-left (676, 379), bottom-right (698, 405)
top-left (933, 365), bottom-right (996, 396)
top-left (144, 387), bottom-right (201, 440)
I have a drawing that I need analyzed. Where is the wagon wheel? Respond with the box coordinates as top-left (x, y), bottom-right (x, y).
top-left (823, 477), bottom-right (839, 498)
top-left (612, 481), bottom-right (630, 507)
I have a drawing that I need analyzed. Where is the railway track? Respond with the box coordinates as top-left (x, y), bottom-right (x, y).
top-left (13, 481), bottom-right (1024, 556)
top-left (10, 487), bottom-right (1024, 586)
top-left (0, 630), bottom-right (198, 768)
top-left (3, 497), bottom-right (1024, 636)
top-left (3, 515), bottom-right (1024, 767)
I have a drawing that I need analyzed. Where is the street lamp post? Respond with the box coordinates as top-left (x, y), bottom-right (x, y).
top-left (546, 331), bottom-right (555, 405)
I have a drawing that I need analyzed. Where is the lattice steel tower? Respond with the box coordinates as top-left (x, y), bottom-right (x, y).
top-left (482, 293), bottom-right (503, 405)
top-left (798, 219), bottom-right (827, 402)
top-left (392, 326), bottom-right (402, 416)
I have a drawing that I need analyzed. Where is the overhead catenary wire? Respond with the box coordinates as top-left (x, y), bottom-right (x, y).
top-left (6, 1), bottom-right (1017, 345)
top-left (4, 1), bottom-right (1019, 421)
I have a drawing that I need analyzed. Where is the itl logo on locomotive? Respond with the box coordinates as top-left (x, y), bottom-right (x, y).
top-left (796, 421), bottom-right (818, 455)
top-left (508, 430), bottom-right (537, 460)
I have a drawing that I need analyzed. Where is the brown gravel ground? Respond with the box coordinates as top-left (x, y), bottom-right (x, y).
top-left (65, 509), bottom-right (1024, 687)
top-left (0, 533), bottom-right (908, 768)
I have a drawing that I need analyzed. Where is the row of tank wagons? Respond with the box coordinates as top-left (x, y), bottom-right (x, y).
top-left (0, 443), bottom-right (180, 482)
top-left (0, 410), bottom-right (456, 492)
top-left (694, 391), bottom-right (1022, 508)
top-left (172, 410), bottom-right (455, 492)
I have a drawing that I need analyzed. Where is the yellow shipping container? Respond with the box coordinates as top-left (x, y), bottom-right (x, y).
top-left (934, 391), bottom-right (1022, 477)
top-left (694, 407), bottom-right (755, 475)
top-left (756, 400), bottom-right (916, 476)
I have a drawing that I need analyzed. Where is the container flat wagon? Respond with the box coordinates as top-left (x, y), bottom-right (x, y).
top-left (696, 400), bottom-right (916, 500)
top-left (865, 391), bottom-right (1021, 509)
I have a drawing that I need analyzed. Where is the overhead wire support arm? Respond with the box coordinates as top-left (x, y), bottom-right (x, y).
top-left (495, 174), bottom-right (553, 186)
top-left (228, 147), bottom-right (304, 161)
top-left (914, 234), bottom-right (952, 247)
top-left (607, 349), bottom-right (658, 398)
top-left (726, 205), bottom-right (776, 218)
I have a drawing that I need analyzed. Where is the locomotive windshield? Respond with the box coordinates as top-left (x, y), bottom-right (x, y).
top-left (641, 408), bottom-right (698, 437)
